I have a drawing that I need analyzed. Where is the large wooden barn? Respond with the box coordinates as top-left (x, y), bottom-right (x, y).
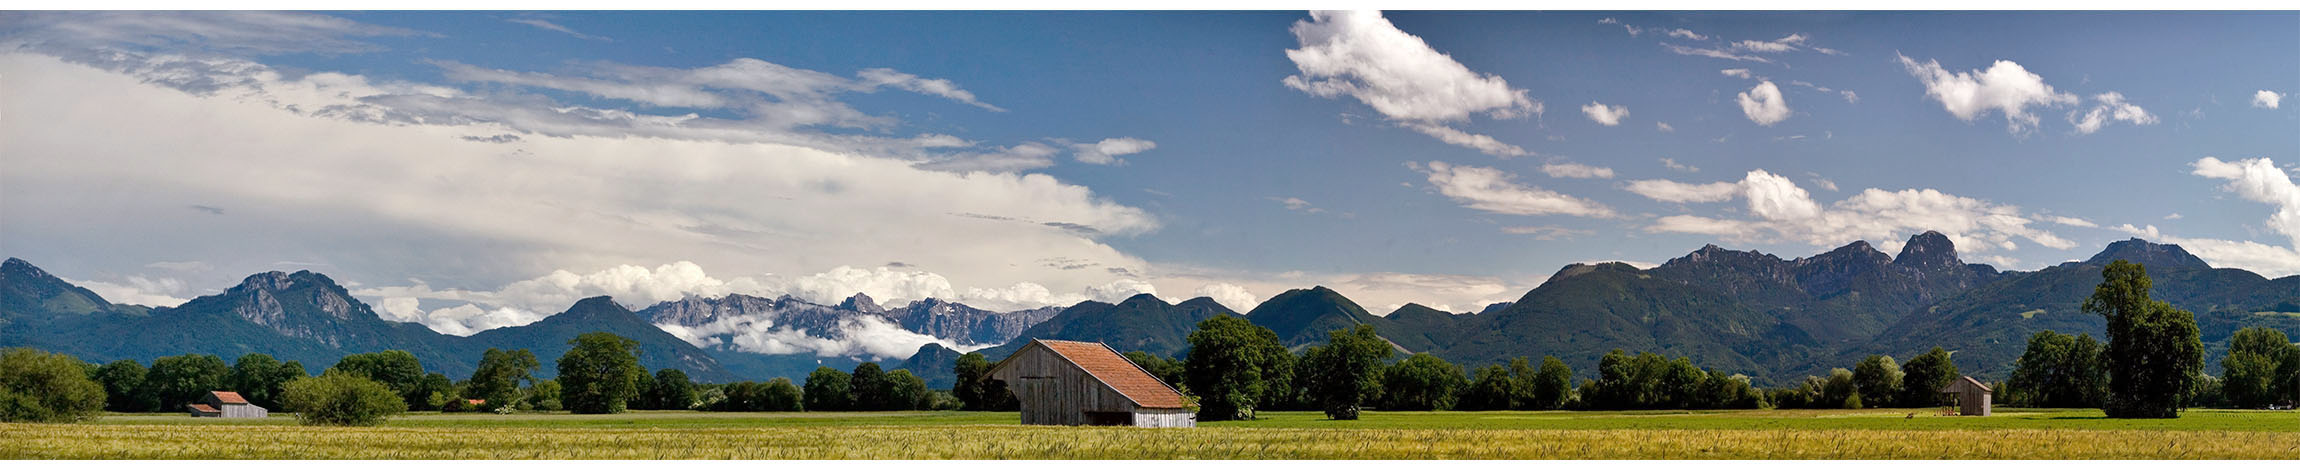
top-left (988, 339), bottom-right (1195, 428)
top-left (186, 391), bottom-right (268, 418)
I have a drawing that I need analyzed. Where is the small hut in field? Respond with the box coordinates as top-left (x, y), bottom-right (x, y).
top-left (1939, 376), bottom-right (1992, 416)
top-left (186, 391), bottom-right (267, 418)
top-left (988, 339), bottom-right (1195, 428)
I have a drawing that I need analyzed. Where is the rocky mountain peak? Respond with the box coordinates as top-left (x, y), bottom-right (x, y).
top-left (838, 293), bottom-right (884, 313)
top-left (2086, 238), bottom-right (2211, 271)
top-left (1893, 231), bottom-right (1961, 269)
top-left (234, 271), bottom-right (295, 293)
top-left (1, 257), bottom-right (47, 278)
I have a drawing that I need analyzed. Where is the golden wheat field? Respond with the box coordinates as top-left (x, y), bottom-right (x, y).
top-left (3, 409), bottom-right (2296, 459)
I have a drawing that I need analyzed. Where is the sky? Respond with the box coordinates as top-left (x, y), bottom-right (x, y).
top-left (2, 11), bottom-right (2296, 338)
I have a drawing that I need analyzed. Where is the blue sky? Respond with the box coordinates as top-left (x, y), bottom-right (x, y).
top-left (2, 11), bottom-right (2295, 336)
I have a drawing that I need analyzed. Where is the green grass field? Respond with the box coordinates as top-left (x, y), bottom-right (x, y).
top-left (4, 408), bottom-right (2296, 459)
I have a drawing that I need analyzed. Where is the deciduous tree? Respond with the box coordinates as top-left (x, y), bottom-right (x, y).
top-left (2085, 261), bottom-right (2203, 418)
top-left (557, 332), bottom-right (644, 414)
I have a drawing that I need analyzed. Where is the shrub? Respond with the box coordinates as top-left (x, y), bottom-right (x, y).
top-left (281, 372), bottom-right (407, 426)
top-left (0, 348), bottom-right (107, 423)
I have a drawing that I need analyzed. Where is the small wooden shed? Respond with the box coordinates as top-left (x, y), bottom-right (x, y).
top-left (1939, 376), bottom-right (1992, 416)
top-left (988, 339), bottom-right (1195, 428)
top-left (186, 391), bottom-right (268, 418)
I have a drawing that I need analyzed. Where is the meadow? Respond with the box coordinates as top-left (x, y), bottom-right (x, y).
top-left (3, 408), bottom-right (2296, 459)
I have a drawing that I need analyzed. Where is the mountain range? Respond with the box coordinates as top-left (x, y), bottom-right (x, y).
top-left (5, 231), bottom-right (2298, 386)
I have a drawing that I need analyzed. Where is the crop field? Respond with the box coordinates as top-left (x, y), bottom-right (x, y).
top-left (3, 408), bottom-right (2297, 459)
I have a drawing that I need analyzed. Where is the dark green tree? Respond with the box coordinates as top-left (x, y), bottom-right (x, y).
top-left (527, 379), bottom-right (562, 412)
top-left (1898, 347), bottom-right (1959, 407)
top-left (2085, 261), bottom-right (2203, 418)
top-left (2007, 331), bottom-right (2109, 408)
top-left (885, 369), bottom-right (931, 410)
top-left (1300, 324), bottom-right (1391, 419)
top-left (328, 350), bottom-right (424, 403)
top-left (848, 362), bottom-right (890, 411)
top-left (280, 372), bottom-right (406, 426)
top-left (646, 369), bottom-right (696, 411)
top-left (2222, 327), bottom-right (2299, 408)
top-left (1185, 315), bottom-right (1294, 421)
top-left (1530, 356), bottom-right (1574, 410)
top-left (803, 366), bottom-right (853, 412)
top-left (1458, 363), bottom-right (1516, 411)
top-left (92, 359), bottom-right (151, 412)
top-left (144, 354), bottom-right (229, 410)
top-left (465, 348), bottom-right (539, 410)
top-left (405, 373), bottom-right (452, 411)
top-left (557, 332), bottom-right (644, 414)
top-left (1822, 368), bottom-right (1860, 409)
top-left (761, 377), bottom-right (804, 411)
top-left (1379, 353), bottom-right (1465, 411)
top-left (228, 353), bottom-right (306, 410)
top-left (1851, 355), bottom-right (1903, 409)
top-left (954, 352), bottom-right (1016, 411)
top-left (0, 348), bottom-right (107, 423)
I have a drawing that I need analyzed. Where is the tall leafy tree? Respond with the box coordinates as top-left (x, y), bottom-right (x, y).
top-left (464, 348), bottom-right (539, 410)
top-left (526, 379), bottom-right (562, 411)
top-left (328, 350), bottom-right (424, 402)
top-left (1458, 364), bottom-right (1516, 411)
top-left (557, 332), bottom-right (644, 414)
top-left (2007, 331), bottom-right (2108, 408)
top-left (91, 359), bottom-right (150, 412)
top-left (228, 353), bottom-right (306, 410)
top-left (647, 369), bottom-right (696, 411)
top-left (1379, 353), bottom-right (1465, 411)
top-left (0, 348), bottom-right (106, 423)
top-left (802, 366), bottom-right (853, 412)
top-left (2222, 327), bottom-right (2299, 408)
top-left (144, 354), bottom-right (229, 410)
top-left (1851, 355), bottom-right (1903, 409)
top-left (1300, 324), bottom-right (1391, 420)
top-left (1185, 315), bottom-right (1294, 421)
top-left (1898, 347), bottom-right (1959, 407)
top-left (884, 370), bottom-right (931, 410)
top-left (761, 377), bottom-right (805, 411)
top-left (848, 362), bottom-right (890, 411)
top-left (2085, 261), bottom-right (2203, 418)
top-left (406, 373), bottom-right (452, 411)
top-left (1530, 356), bottom-right (1574, 410)
top-left (953, 352), bottom-right (1016, 411)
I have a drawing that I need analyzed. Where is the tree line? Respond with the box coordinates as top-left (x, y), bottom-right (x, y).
top-left (937, 261), bottom-right (2283, 420)
top-left (4, 261), bottom-right (2292, 424)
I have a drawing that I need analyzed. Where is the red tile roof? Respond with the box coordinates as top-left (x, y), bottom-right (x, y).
top-left (1036, 340), bottom-right (1189, 409)
top-left (208, 391), bottom-right (249, 404)
top-left (188, 404), bottom-right (219, 413)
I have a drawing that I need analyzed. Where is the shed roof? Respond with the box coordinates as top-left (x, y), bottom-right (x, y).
top-left (188, 404), bottom-right (219, 413)
top-left (207, 391), bottom-right (249, 404)
top-left (1010, 339), bottom-right (1190, 409)
top-left (1940, 376), bottom-right (1993, 394)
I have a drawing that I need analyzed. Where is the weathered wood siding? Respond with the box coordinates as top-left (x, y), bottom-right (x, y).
top-left (1958, 390), bottom-right (1991, 416)
top-left (1130, 409), bottom-right (1194, 428)
top-left (219, 403), bottom-right (268, 418)
top-left (990, 343), bottom-right (1144, 426)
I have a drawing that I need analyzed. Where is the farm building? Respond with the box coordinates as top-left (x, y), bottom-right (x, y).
top-left (186, 391), bottom-right (268, 418)
top-left (1939, 376), bottom-right (1992, 416)
top-left (988, 339), bottom-right (1195, 428)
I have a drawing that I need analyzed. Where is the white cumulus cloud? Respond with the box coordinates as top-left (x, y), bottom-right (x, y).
top-left (1636, 170), bottom-right (2074, 256)
top-left (2253, 90), bottom-right (2283, 109)
top-left (1581, 101), bottom-right (1630, 126)
top-left (1540, 162), bottom-right (1616, 179)
top-left (1194, 283), bottom-right (1262, 312)
top-left (2068, 92), bottom-right (2157, 134)
top-left (1283, 11), bottom-right (1540, 154)
top-left (1896, 55), bottom-right (2079, 135)
top-left (1411, 161), bottom-right (1615, 218)
top-left (1737, 81), bottom-right (1792, 126)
